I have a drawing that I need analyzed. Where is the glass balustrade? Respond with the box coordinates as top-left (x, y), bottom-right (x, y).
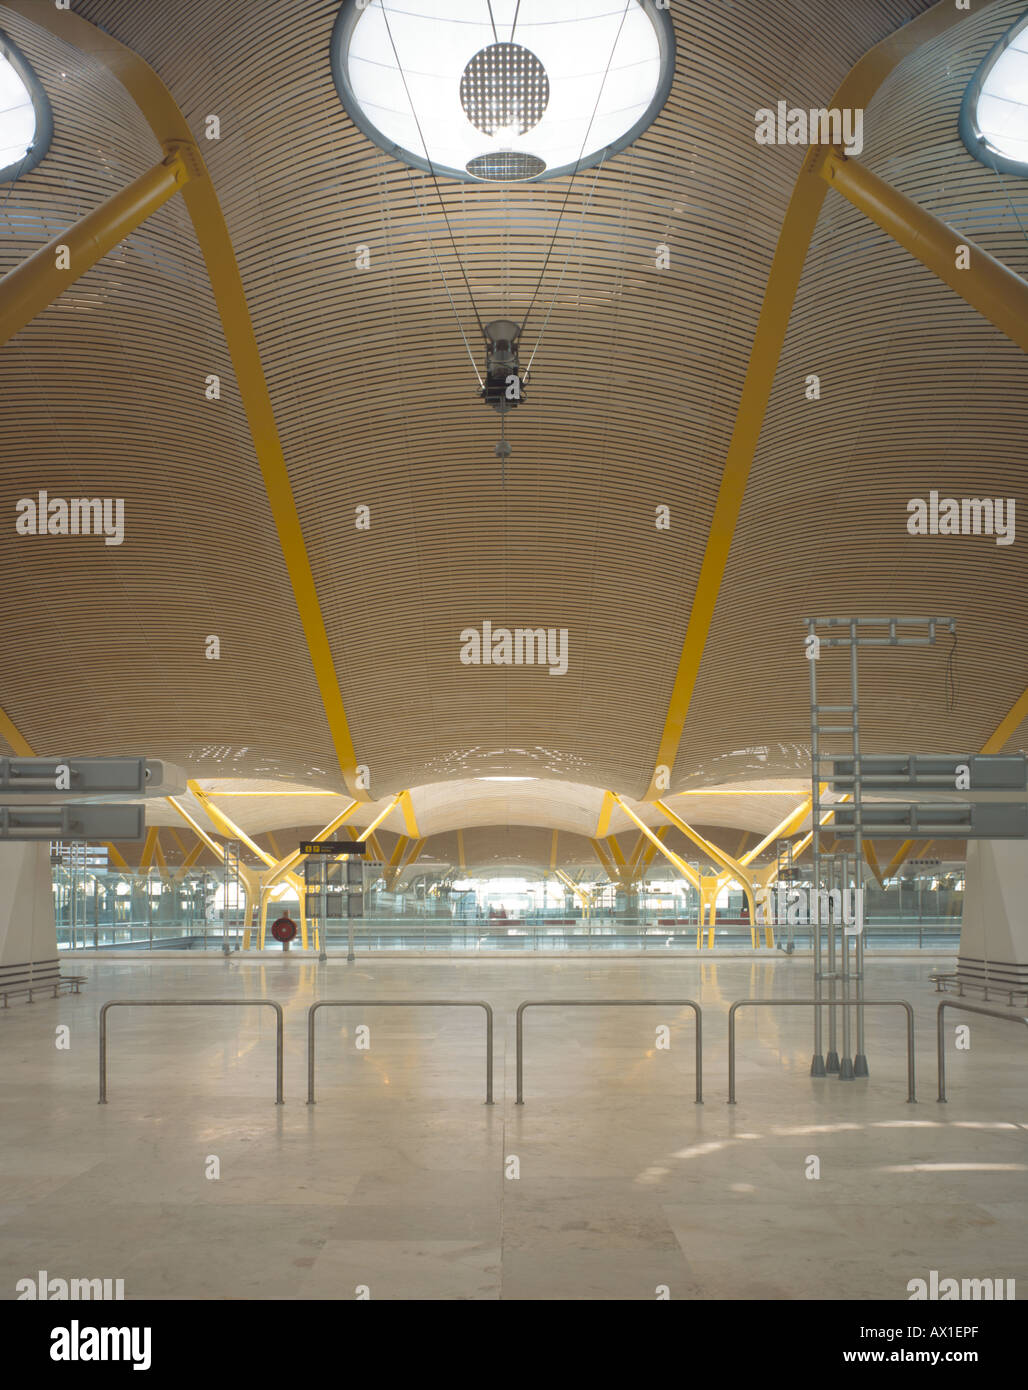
top-left (52, 866), bottom-right (965, 953)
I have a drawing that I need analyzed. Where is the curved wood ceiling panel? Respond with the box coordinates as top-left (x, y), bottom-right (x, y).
top-left (9, 0), bottom-right (1016, 833)
top-left (0, 3), bottom-right (340, 783)
top-left (58, 0), bottom-right (931, 798)
top-left (680, 0), bottom-right (1028, 789)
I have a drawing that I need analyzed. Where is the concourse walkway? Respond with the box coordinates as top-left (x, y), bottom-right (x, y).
top-left (2, 955), bottom-right (1024, 1300)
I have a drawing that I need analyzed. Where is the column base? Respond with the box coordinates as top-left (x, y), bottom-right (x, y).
top-left (810, 1054), bottom-right (826, 1077)
top-left (838, 1056), bottom-right (855, 1080)
top-left (825, 1050), bottom-right (840, 1073)
top-left (853, 1053), bottom-right (869, 1077)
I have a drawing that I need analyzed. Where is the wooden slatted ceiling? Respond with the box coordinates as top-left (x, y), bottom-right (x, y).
top-left (7, 0), bottom-right (1012, 815)
top-left (47, 0), bottom-right (926, 797)
top-left (679, 0), bottom-right (1028, 789)
top-left (0, 4), bottom-right (340, 784)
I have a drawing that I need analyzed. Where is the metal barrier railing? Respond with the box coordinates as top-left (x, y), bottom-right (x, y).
top-left (937, 1000), bottom-right (1028, 1102)
top-left (515, 999), bottom-right (703, 1104)
top-left (728, 998), bottom-right (916, 1103)
top-left (306, 999), bottom-right (494, 1104)
top-left (99, 999), bottom-right (284, 1104)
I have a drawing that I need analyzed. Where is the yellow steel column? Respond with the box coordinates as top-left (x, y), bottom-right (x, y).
top-left (641, 0), bottom-right (990, 799)
top-left (258, 884), bottom-right (272, 952)
top-left (356, 792), bottom-right (403, 842)
top-left (611, 796), bottom-right (701, 891)
top-left (262, 800), bottom-right (360, 888)
top-left (166, 795), bottom-right (262, 947)
top-left (0, 148), bottom-right (193, 348)
top-left (655, 801), bottom-right (758, 928)
top-left (4, 0), bottom-right (366, 796)
top-left (595, 792), bottom-right (616, 838)
top-left (817, 149), bottom-right (1028, 355)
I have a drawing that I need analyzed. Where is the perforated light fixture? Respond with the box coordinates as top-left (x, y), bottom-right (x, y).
top-left (461, 42), bottom-right (549, 138)
top-left (331, 0), bottom-right (674, 183)
top-left (0, 30), bottom-right (52, 183)
top-left (960, 11), bottom-right (1028, 175)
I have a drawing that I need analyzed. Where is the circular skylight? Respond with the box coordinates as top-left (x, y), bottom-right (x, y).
top-left (960, 12), bottom-right (1028, 175)
top-left (0, 30), bottom-right (52, 184)
top-left (330, 0), bottom-right (675, 183)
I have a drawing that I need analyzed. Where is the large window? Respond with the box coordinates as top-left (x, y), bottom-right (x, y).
top-left (960, 11), bottom-right (1028, 175)
top-left (0, 29), bottom-right (52, 184)
top-left (331, 0), bottom-right (675, 183)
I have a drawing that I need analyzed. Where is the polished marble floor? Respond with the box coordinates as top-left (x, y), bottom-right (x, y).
top-left (1, 955), bottom-right (1025, 1300)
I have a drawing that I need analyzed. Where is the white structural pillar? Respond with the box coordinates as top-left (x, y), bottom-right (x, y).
top-left (0, 843), bottom-right (60, 995)
top-left (957, 841), bottom-right (1028, 995)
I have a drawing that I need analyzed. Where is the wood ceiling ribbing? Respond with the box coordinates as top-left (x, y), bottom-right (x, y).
top-left (6, 0), bottom-right (1021, 829)
top-left (681, 0), bottom-right (1028, 788)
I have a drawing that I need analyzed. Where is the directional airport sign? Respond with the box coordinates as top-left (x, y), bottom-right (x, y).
top-left (831, 801), bottom-right (1028, 839)
top-left (300, 840), bottom-right (368, 856)
top-left (0, 804), bottom-right (144, 842)
top-left (829, 754), bottom-right (1027, 793)
top-left (0, 757), bottom-right (186, 797)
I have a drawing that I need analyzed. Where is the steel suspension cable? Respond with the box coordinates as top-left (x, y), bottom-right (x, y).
top-left (519, 0), bottom-right (632, 341)
top-left (381, 0), bottom-right (487, 338)
top-left (403, 166), bottom-right (485, 388)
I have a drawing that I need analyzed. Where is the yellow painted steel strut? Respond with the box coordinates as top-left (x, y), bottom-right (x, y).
top-left (654, 800), bottom-right (761, 942)
top-left (610, 796), bottom-right (701, 892)
top-left (184, 782), bottom-right (307, 948)
top-left (0, 147), bottom-right (193, 348)
top-left (4, 0), bottom-right (366, 798)
top-left (816, 148), bottom-right (1028, 355)
top-left (643, 0), bottom-right (1002, 800)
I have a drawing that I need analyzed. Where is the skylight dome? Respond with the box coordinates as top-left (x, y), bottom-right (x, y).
top-left (331, 0), bottom-right (674, 183)
top-left (961, 12), bottom-right (1028, 175)
top-left (0, 31), bottom-right (52, 183)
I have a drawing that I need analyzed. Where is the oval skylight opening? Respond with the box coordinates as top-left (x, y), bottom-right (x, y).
top-left (330, 0), bottom-right (675, 183)
top-left (0, 30), bottom-right (52, 183)
top-left (960, 12), bottom-right (1028, 175)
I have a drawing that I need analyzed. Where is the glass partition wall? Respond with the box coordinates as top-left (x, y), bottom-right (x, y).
top-left (54, 863), bottom-right (965, 953)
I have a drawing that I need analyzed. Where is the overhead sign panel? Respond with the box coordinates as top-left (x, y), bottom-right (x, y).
top-left (832, 802), bottom-right (1028, 839)
top-left (829, 754), bottom-right (1027, 792)
top-left (0, 804), bottom-right (144, 842)
top-left (0, 758), bottom-right (186, 798)
top-left (300, 840), bottom-right (368, 856)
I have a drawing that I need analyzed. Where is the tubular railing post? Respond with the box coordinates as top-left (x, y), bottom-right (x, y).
top-left (308, 1000), bottom-right (318, 1104)
top-left (516, 1001), bottom-right (526, 1104)
top-left (98, 999), bottom-right (284, 1105)
top-left (937, 1000), bottom-right (1028, 1103)
top-left (728, 998), bottom-right (916, 1104)
top-left (515, 999), bottom-right (702, 1105)
top-left (306, 1000), bottom-right (493, 1105)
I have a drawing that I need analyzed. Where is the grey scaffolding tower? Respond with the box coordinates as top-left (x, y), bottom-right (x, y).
top-left (805, 616), bottom-right (954, 1081)
top-left (223, 840), bottom-right (243, 956)
top-left (775, 838), bottom-right (796, 954)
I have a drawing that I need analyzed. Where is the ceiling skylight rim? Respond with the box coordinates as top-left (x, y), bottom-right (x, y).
top-left (959, 10), bottom-right (1028, 177)
top-left (330, 0), bottom-right (675, 184)
top-left (0, 28), bottom-right (53, 185)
